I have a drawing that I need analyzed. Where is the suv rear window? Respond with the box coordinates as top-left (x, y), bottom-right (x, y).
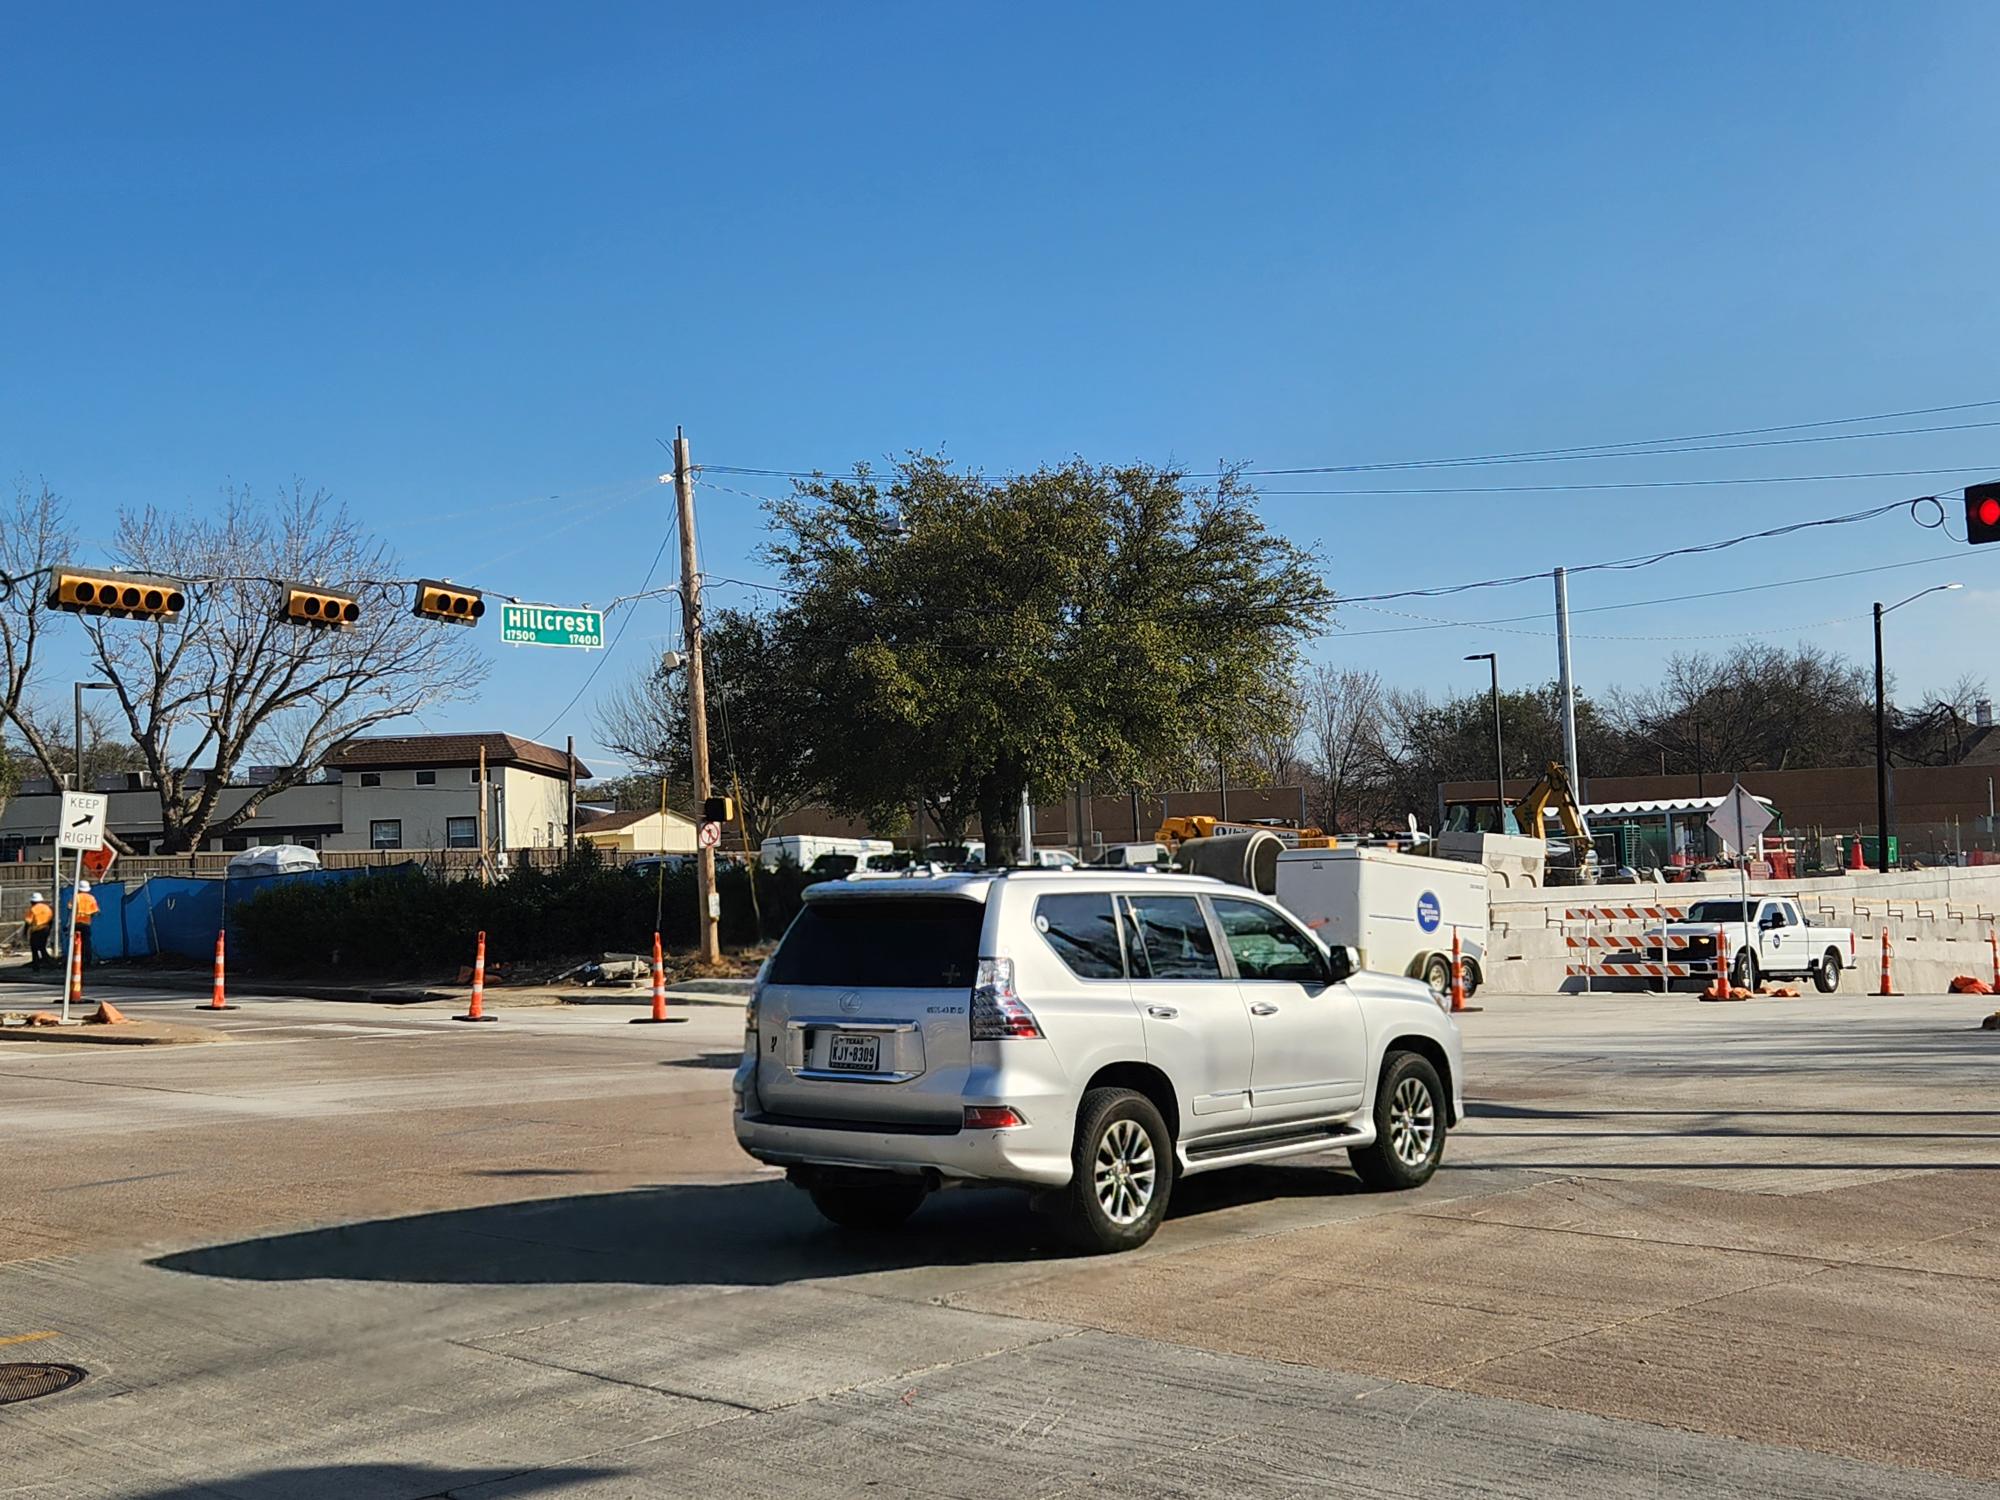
top-left (767, 898), bottom-right (983, 988)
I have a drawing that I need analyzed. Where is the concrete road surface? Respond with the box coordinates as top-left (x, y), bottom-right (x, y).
top-left (1, 982), bottom-right (1996, 1498)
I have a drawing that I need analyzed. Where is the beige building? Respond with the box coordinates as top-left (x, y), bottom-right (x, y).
top-left (576, 807), bottom-right (699, 854)
top-left (0, 732), bottom-right (590, 857)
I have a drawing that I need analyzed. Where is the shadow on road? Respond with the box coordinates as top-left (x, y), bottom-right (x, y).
top-left (150, 1160), bottom-right (1372, 1288)
top-left (130, 1463), bottom-right (615, 1499)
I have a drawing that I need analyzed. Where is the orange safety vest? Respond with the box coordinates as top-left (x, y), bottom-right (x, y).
top-left (74, 892), bottom-right (99, 926)
top-left (25, 901), bottom-right (52, 932)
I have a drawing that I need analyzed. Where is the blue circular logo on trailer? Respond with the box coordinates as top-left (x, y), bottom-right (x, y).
top-left (1416, 891), bottom-right (1441, 933)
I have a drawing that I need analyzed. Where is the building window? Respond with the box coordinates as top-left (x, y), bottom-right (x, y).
top-left (415, 770), bottom-right (436, 787)
top-left (359, 772), bottom-right (381, 788)
top-left (370, 819), bottom-right (402, 850)
top-left (221, 836), bottom-right (251, 852)
top-left (446, 817), bottom-right (477, 850)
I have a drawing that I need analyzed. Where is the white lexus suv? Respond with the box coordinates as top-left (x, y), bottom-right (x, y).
top-left (733, 867), bottom-right (1463, 1252)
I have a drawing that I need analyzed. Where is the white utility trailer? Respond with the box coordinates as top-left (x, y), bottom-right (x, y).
top-left (1274, 845), bottom-right (1492, 998)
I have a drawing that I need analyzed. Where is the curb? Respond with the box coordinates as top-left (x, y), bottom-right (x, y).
top-left (0, 1020), bottom-right (224, 1046)
top-left (560, 987), bottom-right (749, 1009)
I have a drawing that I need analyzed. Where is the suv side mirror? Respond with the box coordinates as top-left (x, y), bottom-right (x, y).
top-left (1326, 945), bottom-right (1358, 984)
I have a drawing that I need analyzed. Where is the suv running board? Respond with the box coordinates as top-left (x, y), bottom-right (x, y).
top-left (1183, 1118), bottom-right (1365, 1166)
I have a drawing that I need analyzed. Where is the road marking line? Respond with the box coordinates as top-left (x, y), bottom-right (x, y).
top-left (0, 1330), bottom-right (59, 1347)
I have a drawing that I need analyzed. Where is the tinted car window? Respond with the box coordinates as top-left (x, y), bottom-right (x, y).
top-left (1686, 901), bottom-right (1748, 923)
top-left (1035, 893), bottom-right (1124, 979)
top-left (1212, 898), bottom-right (1325, 983)
top-left (1125, 896), bottom-right (1222, 980)
top-left (767, 899), bottom-right (982, 988)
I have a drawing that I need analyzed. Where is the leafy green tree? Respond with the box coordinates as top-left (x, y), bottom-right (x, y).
top-left (768, 457), bottom-right (1333, 849)
top-left (1378, 682), bottom-right (1637, 822)
top-left (577, 773), bottom-right (666, 813)
top-left (593, 607), bottom-right (824, 851)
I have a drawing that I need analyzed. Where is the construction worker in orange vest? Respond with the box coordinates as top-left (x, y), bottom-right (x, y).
top-left (23, 892), bottom-right (53, 971)
top-left (73, 880), bottom-right (100, 966)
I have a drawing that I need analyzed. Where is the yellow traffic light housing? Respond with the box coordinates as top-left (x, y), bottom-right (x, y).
top-left (279, 582), bottom-right (361, 629)
top-left (412, 579), bottom-right (485, 626)
top-left (47, 566), bottom-right (189, 620)
top-left (702, 795), bottom-right (735, 824)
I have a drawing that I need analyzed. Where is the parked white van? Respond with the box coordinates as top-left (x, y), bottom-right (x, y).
top-left (758, 836), bottom-right (895, 872)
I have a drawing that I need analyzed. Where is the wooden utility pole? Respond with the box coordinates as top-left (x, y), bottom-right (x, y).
top-left (565, 735), bottom-right (577, 857)
top-left (673, 428), bottom-right (722, 964)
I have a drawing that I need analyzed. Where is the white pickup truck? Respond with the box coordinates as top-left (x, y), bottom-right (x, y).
top-left (1645, 897), bottom-right (1856, 993)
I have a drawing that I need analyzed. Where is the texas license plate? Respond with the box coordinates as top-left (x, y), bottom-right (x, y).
top-left (827, 1033), bottom-right (880, 1072)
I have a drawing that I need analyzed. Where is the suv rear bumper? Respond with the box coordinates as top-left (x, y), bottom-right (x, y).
top-left (734, 1104), bottom-right (1075, 1188)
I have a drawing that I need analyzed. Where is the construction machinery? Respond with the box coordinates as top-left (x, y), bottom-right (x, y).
top-left (1511, 760), bottom-right (1599, 878)
top-left (1155, 814), bottom-right (1334, 851)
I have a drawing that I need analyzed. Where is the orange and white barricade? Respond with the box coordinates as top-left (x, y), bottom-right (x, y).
top-left (1563, 904), bottom-right (1724, 990)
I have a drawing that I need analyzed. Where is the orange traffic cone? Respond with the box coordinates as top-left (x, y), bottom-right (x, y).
top-left (454, 931), bottom-right (497, 1022)
top-left (1447, 928), bottom-right (1482, 1014)
top-left (631, 931), bottom-right (687, 1025)
top-left (1703, 924), bottom-right (1735, 1000)
top-left (1989, 926), bottom-right (1997, 992)
top-left (67, 928), bottom-right (83, 1012)
top-left (202, 929), bottom-right (236, 1011)
top-left (1876, 929), bottom-right (1899, 996)
top-left (87, 1000), bottom-right (131, 1025)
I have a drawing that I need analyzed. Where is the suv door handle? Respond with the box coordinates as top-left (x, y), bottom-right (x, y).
top-left (1249, 1002), bottom-right (1279, 1016)
top-left (1146, 1005), bottom-right (1178, 1019)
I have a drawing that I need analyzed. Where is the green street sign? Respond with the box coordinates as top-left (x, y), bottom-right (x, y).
top-left (500, 602), bottom-right (605, 650)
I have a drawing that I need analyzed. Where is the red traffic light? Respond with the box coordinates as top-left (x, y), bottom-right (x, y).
top-left (1968, 482), bottom-right (2000, 546)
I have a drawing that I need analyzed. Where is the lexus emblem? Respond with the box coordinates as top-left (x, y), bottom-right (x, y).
top-left (837, 990), bottom-right (862, 1015)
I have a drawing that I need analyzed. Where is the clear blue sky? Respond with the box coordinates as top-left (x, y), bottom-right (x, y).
top-left (5, 2), bottom-right (1998, 773)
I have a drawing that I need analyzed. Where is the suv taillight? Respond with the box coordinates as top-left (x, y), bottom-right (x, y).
top-left (971, 957), bottom-right (1042, 1040)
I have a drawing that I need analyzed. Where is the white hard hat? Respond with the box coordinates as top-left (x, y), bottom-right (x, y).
top-left (76, 880), bottom-right (90, 893)
top-left (30, 892), bottom-right (44, 902)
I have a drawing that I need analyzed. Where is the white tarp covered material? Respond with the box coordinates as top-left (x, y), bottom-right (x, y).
top-left (1705, 782), bottom-right (1775, 858)
top-left (1583, 793), bottom-right (1777, 820)
top-left (226, 844), bottom-right (323, 876)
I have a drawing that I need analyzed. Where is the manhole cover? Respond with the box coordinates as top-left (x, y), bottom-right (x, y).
top-left (0, 1362), bottom-right (86, 1404)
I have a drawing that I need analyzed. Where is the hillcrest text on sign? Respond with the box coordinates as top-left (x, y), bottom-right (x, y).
top-left (500, 603), bottom-right (605, 650)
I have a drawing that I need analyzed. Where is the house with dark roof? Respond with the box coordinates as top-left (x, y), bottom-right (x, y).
top-left (321, 733), bottom-right (592, 853)
top-left (0, 731), bottom-right (593, 856)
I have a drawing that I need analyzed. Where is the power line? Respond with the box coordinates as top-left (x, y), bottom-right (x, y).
top-left (1239, 418), bottom-right (2000, 477)
top-left (1343, 601), bottom-right (1878, 644)
top-left (1334, 551), bottom-right (1984, 636)
top-left (700, 396), bottom-right (2000, 483)
top-left (530, 529), bottom-right (675, 742)
top-left (1257, 466), bottom-right (1992, 498)
top-left (1340, 494), bottom-right (1953, 604)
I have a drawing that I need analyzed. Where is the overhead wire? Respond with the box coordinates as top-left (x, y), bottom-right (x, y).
top-left (699, 396), bottom-right (2000, 482)
top-left (529, 528), bottom-right (675, 742)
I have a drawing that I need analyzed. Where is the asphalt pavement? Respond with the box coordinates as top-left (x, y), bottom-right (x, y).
top-left (1, 982), bottom-right (1996, 1498)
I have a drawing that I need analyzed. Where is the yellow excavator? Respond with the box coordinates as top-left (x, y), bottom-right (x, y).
top-left (1156, 815), bottom-right (1335, 851)
top-left (1511, 760), bottom-right (1598, 872)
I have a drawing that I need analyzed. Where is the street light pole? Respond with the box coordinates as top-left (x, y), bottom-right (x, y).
top-left (1873, 601), bottom-right (1889, 875)
top-left (1464, 654), bottom-right (1503, 829)
top-left (1873, 583), bottom-right (1964, 875)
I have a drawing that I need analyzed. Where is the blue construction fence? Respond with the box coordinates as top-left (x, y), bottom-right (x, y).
top-left (57, 863), bottom-right (420, 962)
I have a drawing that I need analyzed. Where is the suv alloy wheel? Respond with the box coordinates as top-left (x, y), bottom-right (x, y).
top-left (1054, 1087), bottom-right (1173, 1253)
